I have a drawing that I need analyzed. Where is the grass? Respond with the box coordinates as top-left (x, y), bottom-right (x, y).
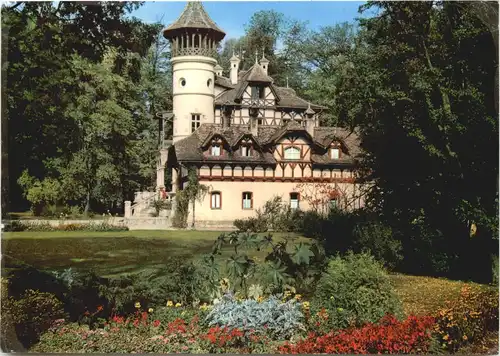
top-left (389, 273), bottom-right (496, 316)
top-left (2, 230), bottom-right (306, 278)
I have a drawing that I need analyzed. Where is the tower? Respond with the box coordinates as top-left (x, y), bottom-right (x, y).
top-left (163, 1), bottom-right (226, 143)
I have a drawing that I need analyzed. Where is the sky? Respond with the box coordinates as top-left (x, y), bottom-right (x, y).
top-left (131, 1), bottom-right (373, 41)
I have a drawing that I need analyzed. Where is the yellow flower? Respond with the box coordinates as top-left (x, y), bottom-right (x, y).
top-left (134, 302), bottom-right (141, 309)
top-left (167, 300), bottom-right (173, 307)
top-left (200, 303), bottom-right (208, 311)
top-left (257, 296), bottom-right (264, 303)
top-left (302, 301), bottom-right (310, 309)
top-left (443, 334), bottom-right (449, 341)
top-left (148, 308), bottom-right (154, 313)
top-left (295, 294), bottom-right (302, 301)
top-left (175, 303), bottom-right (182, 308)
top-left (330, 296), bottom-right (334, 300)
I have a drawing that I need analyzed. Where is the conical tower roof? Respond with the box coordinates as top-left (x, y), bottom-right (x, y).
top-left (163, 1), bottom-right (225, 41)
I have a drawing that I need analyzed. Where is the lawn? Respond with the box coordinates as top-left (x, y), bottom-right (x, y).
top-left (1, 230), bottom-right (306, 277)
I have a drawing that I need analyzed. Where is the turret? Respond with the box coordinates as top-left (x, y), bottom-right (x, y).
top-left (163, 1), bottom-right (226, 143)
top-left (259, 53), bottom-right (269, 75)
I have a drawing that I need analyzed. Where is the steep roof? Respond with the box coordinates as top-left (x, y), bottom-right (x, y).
top-left (163, 2), bottom-right (225, 41)
top-left (173, 123), bottom-right (361, 166)
top-left (214, 69), bottom-right (326, 110)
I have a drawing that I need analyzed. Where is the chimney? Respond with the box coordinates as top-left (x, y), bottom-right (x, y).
top-left (249, 102), bottom-right (259, 136)
top-left (260, 52), bottom-right (269, 76)
top-left (230, 51), bottom-right (240, 85)
top-left (214, 64), bottom-right (223, 77)
top-left (305, 102), bottom-right (316, 137)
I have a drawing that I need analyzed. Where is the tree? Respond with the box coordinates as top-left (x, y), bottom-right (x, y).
top-left (341, 1), bottom-right (498, 281)
top-left (3, 1), bottom-right (159, 213)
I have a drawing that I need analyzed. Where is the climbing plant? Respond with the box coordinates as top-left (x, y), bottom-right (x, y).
top-left (172, 167), bottom-right (209, 228)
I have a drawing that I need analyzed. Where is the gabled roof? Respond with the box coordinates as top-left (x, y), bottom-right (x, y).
top-left (173, 123), bottom-right (361, 166)
top-left (163, 2), bottom-right (225, 41)
top-left (214, 71), bottom-right (326, 110)
top-left (268, 119), bottom-right (314, 144)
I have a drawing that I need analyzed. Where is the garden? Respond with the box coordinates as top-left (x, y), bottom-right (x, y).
top-left (1, 218), bottom-right (498, 354)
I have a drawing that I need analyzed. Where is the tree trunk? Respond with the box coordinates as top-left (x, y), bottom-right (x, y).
top-left (84, 190), bottom-right (90, 216)
top-left (191, 199), bottom-right (196, 229)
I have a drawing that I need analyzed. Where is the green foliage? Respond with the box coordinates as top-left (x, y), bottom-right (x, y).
top-left (172, 168), bottom-right (209, 228)
top-left (209, 232), bottom-right (327, 296)
top-left (3, 221), bottom-right (128, 232)
top-left (313, 252), bottom-right (403, 329)
top-left (352, 220), bottom-right (403, 270)
top-left (233, 196), bottom-right (303, 232)
top-left (492, 256), bottom-right (499, 286)
top-left (2, 289), bottom-right (67, 348)
top-left (150, 199), bottom-right (172, 216)
top-left (205, 294), bottom-right (305, 338)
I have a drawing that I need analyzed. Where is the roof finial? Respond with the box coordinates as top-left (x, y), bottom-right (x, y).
top-left (262, 46), bottom-right (265, 59)
top-left (255, 50), bottom-right (258, 64)
top-left (286, 76), bottom-right (289, 88)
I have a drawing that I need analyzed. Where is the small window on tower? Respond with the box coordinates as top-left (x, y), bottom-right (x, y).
top-left (191, 114), bottom-right (201, 133)
top-left (259, 87), bottom-right (265, 99)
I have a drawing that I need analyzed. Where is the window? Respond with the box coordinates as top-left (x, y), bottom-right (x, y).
top-left (211, 144), bottom-right (221, 156)
top-left (241, 145), bottom-right (250, 157)
top-left (242, 192), bottom-right (253, 209)
top-left (257, 118), bottom-right (263, 125)
top-left (180, 78), bottom-right (186, 87)
top-left (251, 86), bottom-right (265, 100)
top-left (330, 198), bottom-right (337, 211)
top-left (211, 192), bottom-right (221, 209)
top-left (259, 87), bottom-right (265, 99)
top-left (284, 146), bottom-right (301, 160)
top-left (330, 148), bottom-right (340, 159)
top-left (290, 193), bottom-right (300, 210)
top-left (191, 114), bottom-right (200, 132)
top-left (207, 78), bottom-right (212, 87)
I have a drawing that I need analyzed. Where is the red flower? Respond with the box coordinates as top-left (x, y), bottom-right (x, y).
top-left (153, 320), bottom-right (161, 327)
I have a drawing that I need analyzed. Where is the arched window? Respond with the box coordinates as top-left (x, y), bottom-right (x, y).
top-left (242, 192), bottom-right (253, 209)
top-left (211, 191), bottom-right (221, 209)
top-left (284, 147), bottom-right (301, 160)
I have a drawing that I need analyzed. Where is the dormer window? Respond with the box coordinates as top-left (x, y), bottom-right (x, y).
top-left (241, 138), bottom-right (252, 157)
top-left (330, 142), bottom-right (341, 159)
top-left (210, 138), bottom-right (223, 156)
top-left (330, 148), bottom-right (340, 159)
top-left (211, 144), bottom-right (221, 156)
top-left (284, 146), bottom-right (301, 160)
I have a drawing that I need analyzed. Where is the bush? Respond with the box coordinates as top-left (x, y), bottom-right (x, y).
top-left (2, 289), bottom-right (67, 348)
top-left (233, 196), bottom-right (303, 232)
top-left (205, 294), bottom-right (305, 338)
top-left (312, 252), bottom-right (402, 329)
top-left (233, 217), bottom-right (267, 232)
top-left (3, 221), bottom-right (128, 232)
top-left (278, 314), bottom-right (435, 354)
top-left (433, 285), bottom-right (499, 352)
top-left (352, 220), bottom-right (403, 269)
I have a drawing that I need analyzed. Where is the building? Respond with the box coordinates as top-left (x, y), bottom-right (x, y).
top-left (151, 1), bottom-right (363, 226)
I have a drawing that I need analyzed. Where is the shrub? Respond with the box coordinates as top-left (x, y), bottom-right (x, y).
top-left (233, 196), bottom-right (303, 232)
top-left (2, 289), bottom-right (67, 348)
top-left (433, 285), bottom-right (499, 352)
top-left (278, 314), bottom-right (436, 354)
top-left (313, 252), bottom-right (402, 329)
top-left (351, 220), bottom-right (403, 269)
top-left (205, 294), bottom-right (305, 338)
top-left (3, 221), bottom-right (128, 232)
top-left (233, 217), bottom-right (267, 232)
